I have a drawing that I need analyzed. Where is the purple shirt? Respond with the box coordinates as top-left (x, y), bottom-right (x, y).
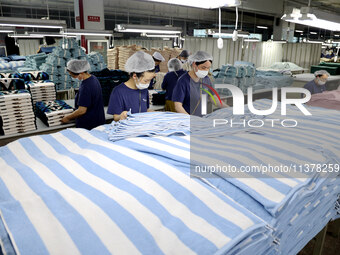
top-left (107, 82), bottom-right (149, 115)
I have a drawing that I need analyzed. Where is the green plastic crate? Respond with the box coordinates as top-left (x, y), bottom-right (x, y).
top-left (310, 65), bottom-right (339, 75)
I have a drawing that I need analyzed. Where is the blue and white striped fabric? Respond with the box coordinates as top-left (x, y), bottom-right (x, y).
top-left (104, 102), bottom-right (340, 254)
top-left (0, 128), bottom-right (274, 255)
top-left (106, 112), bottom-right (190, 141)
top-left (200, 99), bottom-right (340, 254)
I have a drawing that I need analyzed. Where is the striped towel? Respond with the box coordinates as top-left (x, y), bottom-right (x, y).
top-left (0, 128), bottom-right (274, 255)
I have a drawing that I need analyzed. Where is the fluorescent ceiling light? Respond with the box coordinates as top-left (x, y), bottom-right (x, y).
top-left (31, 32), bottom-right (77, 38)
top-left (145, 0), bottom-right (241, 9)
top-left (115, 24), bottom-right (181, 34)
top-left (0, 30), bottom-right (14, 33)
top-left (307, 40), bottom-right (323, 44)
top-left (322, 43), bottom-right (333, 47)
top-left (207, 29), bottom-right (249, 38)
top-left (120, 29), bottom-right (180, 34)
top-left (257, 26), bottom-right (268, 29)
top-left (310, 31), bottom-right (317, 34)
top-left (334, 34), bottom-right (340, 37)
top-left (0, 17), bottom-right (66, 29)
top-left (145, 34), bottom-right (179, 38)
top-left (295, 30), bottom-right (303, 33)
top-left (64, 29), bottom-right (112, 36)
top-left (215, 33), bottom-right (249, 38)
top-left (268, 40), bottom-right (287, 44)
top-left (245, 38), bottom-right (260, 42)
top-left (8, 34), bottom-right (44, 38)
top-left (281, 9), bottom-right (340, 31)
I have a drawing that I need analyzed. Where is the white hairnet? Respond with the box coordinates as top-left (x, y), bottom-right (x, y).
top-left (188, 51), bottom-right (213, 65)
top-left (153, 52), bottom-right (165, 62)
top-left (67, 59), bottom-right (90, 73)
top-left (167, 58), bottom-right (182, 72)
top-left (125, 51), bottom-right (155, 73)
top-left (314, 70), bottom-right (330, 77)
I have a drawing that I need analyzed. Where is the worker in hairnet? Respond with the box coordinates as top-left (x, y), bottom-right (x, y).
top-left (304, 70), bottom-right (330, 95)
top-left (107, 51), bottom-right (155, 121)
top-left (178, 50), bottom-right (189, 64)
top-left (172, 51), bottom-right (227, 116)
top-left (178, 50), bottom-right (191, 71)
top-left (149, 51), bottom-right (165, 89)
top-left (162, 58), bottom-right (186, 112)
top-left (61, 59), bottom-right (105, 130)
top-left (153, 51), bottom-right (165, 73)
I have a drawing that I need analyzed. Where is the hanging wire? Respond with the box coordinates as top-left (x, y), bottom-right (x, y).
top-left (218, 7), bottom-right (221, 36)
top-left (235, 6), bottom-right (238, 30)
top-left (46, 0), bottom-right (50, 19)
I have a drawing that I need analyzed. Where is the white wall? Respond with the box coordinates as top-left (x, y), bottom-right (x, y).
top-left (183, 37), bottom-right (283, 69)
top-left (183, 37), bottom-right (320, 70)
top-left (18, 39), bottom-right (40, 56)
top-left (283, 43), bottom-right (321, 69)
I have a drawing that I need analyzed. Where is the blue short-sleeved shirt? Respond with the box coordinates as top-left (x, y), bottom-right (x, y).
top-left (75, 75), bottom-right (105, 130)
top-left (162, 69), bottom-right (186, 100)
top-left (149, 65), bottom-right (160, 89)
top-left (107, 82), bottom-right (149, 115)
top-left (304, 80), bottom-right (326, 95)
top-left (172, 72), bottom-right (212, 116)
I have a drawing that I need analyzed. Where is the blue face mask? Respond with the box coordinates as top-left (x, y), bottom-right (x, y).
top-left (71, 77), bottom-right (79, 82)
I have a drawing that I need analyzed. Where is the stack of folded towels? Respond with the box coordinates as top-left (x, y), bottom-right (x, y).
top-left (35, 100), bottom-right (73, 127)
top-left (0, 89), bottom-right (36, 135)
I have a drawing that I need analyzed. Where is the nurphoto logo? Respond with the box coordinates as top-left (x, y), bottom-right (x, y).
top-left (201, 84), bottom-right (312, 128)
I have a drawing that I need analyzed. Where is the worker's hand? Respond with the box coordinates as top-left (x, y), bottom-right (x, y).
top-left (61, 115), bottom-right (70, 124)
top-left (119, 111), bottom-right (128, 120)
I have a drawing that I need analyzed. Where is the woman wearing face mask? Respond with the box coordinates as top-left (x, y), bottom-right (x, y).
top-left (172, 51), bottom-right (226, 116)
top-left (107, 51), bottom-right (155, 121)
top-left (61, 59), bottom-right (105, 130)
top-left (304, 70), bottom-right (330, 95)
top-left (177, 50), bottom-right (191, 71)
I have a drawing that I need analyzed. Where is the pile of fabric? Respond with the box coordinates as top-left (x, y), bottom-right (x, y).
top-left (0, 61), bottom-right (25, 72)
top-left (0, 72), bottom-right (26, 92)
top-left (40, 39), bottom-right (104, 91)
top-left (87, 52), bottom-right (106, 72)
top-left (90, 68), bottom-right (129, 106)
top-left (40, 39), bottom-right (82, 90)
top-left (199, 99), bottom-right (340, 254)
top-left (213, 63), bottom-right (294, 96)
top-left (102, 101), bottom-right (340, 254)
top-left (213, 64), bottom-right (256, 96)
top-left (107, 48), bottom-right (118, 69)
top-left (26, 81), bottom-right (56, 107)
top-left (306, 90), bottom-right (340, 110)
top-left (255, 70), bottom-right (294, 90)
top-left (257, 62), bottom-right (306, 74)
top-left (24, 53), bottom-right (48, 70)
top-left (0, 90), bottom-right (36, 135)
top-left (106, 111), bottom-right (190, 141)
top-left (35, 100), bottom-right (73, 127)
